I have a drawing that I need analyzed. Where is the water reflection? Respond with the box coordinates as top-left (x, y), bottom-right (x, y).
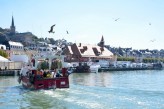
top-left (70, 72), bottom-right (112, 87)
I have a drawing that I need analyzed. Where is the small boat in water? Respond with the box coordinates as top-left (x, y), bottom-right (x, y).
top-left (18, 49), bottom-right (71, 90)
top-left (152, 63), bottom-right (163, 70)
top-left (18, 67), bottom-right (70, 90)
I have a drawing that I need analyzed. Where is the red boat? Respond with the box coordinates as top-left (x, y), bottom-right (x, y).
top-left (18, 68), bottom-right (70, 90)
top-left (18, 48), bottom-right (71, 90)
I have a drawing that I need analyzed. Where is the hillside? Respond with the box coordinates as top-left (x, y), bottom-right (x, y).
top-left (0, 27), bottom-right (72, 47)
top-left (0, 27), bottom-right (39, 46)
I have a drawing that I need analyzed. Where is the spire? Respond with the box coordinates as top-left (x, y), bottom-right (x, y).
top-left (10, 15), bottom-right (16, 34)
top-left (98, 35), bottom-right (105, 48)
top-left (11, 16), bottom-right (15, 27)
top-left (101, 35), bottom-right (104, 42)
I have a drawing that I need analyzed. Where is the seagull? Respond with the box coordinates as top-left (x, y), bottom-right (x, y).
top-left (115, 18), bottom-right (120, 21)
top-left (66, 30), bottom-right (69, 34)
top-left (149, 23), bottom-right (151, 25)
top-left (150, 39), bottom-right (156, 42)
top-left (48, 24), bottom-right (56, 33)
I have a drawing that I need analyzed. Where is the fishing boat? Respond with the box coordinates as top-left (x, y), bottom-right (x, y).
top-left (18, 47), bottom-right (71, 90)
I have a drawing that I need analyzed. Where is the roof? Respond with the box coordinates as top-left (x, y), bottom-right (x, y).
top-left (68, 46), bottom-right (73, 54)
top-left (0, 55), bottom-right (9, 62)
top-left (9, 41), bottom-right (23, 47)
top-left (76, 43), bottom-right (113, 58)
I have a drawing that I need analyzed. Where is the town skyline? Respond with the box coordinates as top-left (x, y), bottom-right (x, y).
top-left (0, 0), bottom-right (164, 50)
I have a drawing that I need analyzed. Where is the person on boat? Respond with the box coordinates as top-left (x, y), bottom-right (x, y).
top-left (36, 69), bottom-right (43, 79)
top-left (57, 60), bottom-right (62, 69)
top-left (51, 69), bottom-right (57, 78)
top-left (46, 71), bottom-right (51, 78)
top-left (29, 70), bottom-right (35, 84)
top-left (31, 59), bottom-right (35, 67)
top-left (56, 69), bottom-right (63, 77)
top-left (20, 66), bottom-right (29, 76)
top-left (26, 70), bottom-right (32, 76)
top-left (43, 71), bottom-right (47, 78)
top-left (54, 69), bottom-right (57, 77)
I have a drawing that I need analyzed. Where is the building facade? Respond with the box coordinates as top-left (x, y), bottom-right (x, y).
top-left (63, 43), bottom-right (114, 63)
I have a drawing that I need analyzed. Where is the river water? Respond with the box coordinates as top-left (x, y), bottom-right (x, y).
top-left (0, 70), bottom-right (164, 109)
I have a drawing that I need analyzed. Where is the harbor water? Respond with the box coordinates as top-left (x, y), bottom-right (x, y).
top-left (0, 70), bottom-right (164, 109)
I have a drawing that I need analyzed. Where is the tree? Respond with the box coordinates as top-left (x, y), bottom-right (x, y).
top-left (49, 38), bottom-right (56, 44)
top-left (0, 50), bottom-right (8, 58)
top-left (117, 57), bottom-right (135, 62)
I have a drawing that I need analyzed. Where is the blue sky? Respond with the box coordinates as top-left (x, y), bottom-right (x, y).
top-left (0, 0), bottom-right (164, 50)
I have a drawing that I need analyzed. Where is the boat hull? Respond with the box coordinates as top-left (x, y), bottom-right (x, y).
top-left (21, 76), bottom-right (69, 90)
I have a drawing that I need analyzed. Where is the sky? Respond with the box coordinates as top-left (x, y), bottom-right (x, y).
top-left (0, 0), bottom-right (164, 50)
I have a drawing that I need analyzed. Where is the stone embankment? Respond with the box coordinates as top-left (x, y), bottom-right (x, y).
top-left (0, 70), bottom-right (20, 76)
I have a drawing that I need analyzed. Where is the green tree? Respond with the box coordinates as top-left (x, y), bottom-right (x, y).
top-left (117, 57), bottom-right (135, 62)
top-left (0, 50), bottom-right (8, 58)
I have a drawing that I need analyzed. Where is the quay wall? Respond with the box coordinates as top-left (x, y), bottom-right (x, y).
top-left (0, 61), bottom-right (23, 70)
top-left (0, 70), bottom-right (20, 76)
top-left (0, 62), bottom-right (22, 76)
top-left (98, 67), bottom-right (160, 72)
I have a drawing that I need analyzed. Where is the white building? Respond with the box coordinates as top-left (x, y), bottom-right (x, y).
top-left (8, 41), bottom-right (24, 51)
top-left (0, 44), bottom-right (6, 50)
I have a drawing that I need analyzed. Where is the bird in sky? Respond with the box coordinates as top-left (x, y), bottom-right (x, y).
top-left (48, 24), bottom-right (56, 33)
top-left (150, 39), bottom-right (156, 42)
top-left (149, 23), bottom-right (151, 25)
top-left (114, 18), bottom-right (120, 21)
top-left (66, 30), bottom-right (69, 34)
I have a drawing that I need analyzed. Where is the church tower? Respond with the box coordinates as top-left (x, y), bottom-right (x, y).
top-left (10, 16), bottom-right (16, 34)
top-left (98, 35), bottom-right (105, 53)
top-left (98, 35), bottom-right (105, 48)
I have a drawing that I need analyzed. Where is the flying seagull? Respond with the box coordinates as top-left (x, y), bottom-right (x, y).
top-left (115, 18), bottom-right (120, 21)
top-left (150, 39), bottom-right (156, 42)
top-left (66, 30), bottom-right (69, 34)
top-left (48, 24), bottom-right (56, 33)
top-left (149, 23), bottom-right (151, 25)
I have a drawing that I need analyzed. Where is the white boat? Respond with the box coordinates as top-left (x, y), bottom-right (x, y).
top-left (89, 64), bottom-right (101, 73)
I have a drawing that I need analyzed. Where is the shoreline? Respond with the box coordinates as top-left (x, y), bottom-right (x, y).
top-left (0, 70), bottom-right (20, 76)
top-left (98, 67), bottom-right (162, 72)
top-left (0, 67), bottom-right (163, 76)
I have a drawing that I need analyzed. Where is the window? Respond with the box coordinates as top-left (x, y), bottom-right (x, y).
top-left (1, 46), bottom-right (3, 50)
top-left (43, 48), bottom-right (46, 51)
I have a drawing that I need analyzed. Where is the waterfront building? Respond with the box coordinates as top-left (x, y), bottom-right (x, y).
top-left (63, 43), bottom-right (114, 64)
